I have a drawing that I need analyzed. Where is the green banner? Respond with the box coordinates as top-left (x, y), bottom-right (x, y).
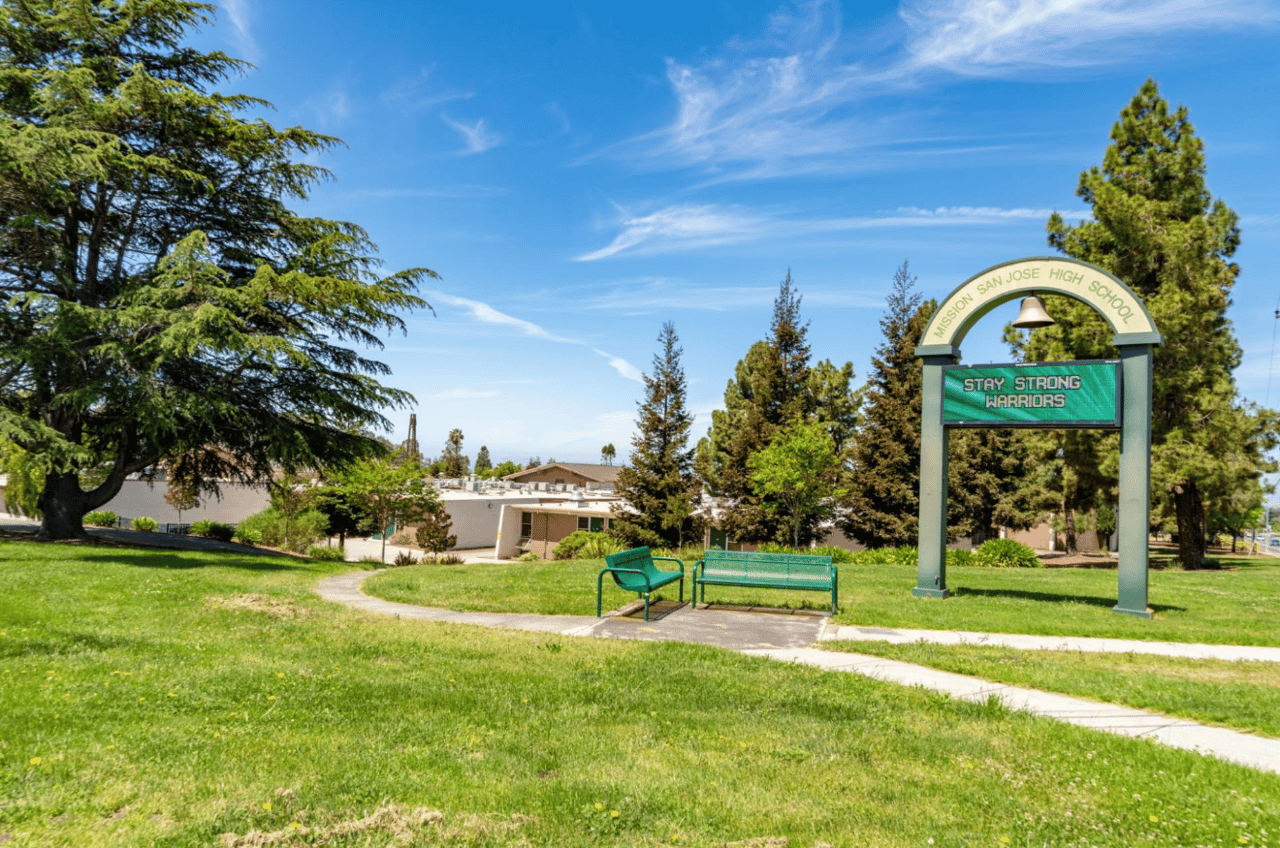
top-left (942, 361), bottom-right (1121, 428)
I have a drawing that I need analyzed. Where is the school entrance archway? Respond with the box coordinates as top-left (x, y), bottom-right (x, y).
top-left (913, 256), bottom-right (1162, 617)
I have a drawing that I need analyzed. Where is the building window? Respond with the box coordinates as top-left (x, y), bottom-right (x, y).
top-left (521, 512), bottom-right (533, 538)
top-left (578, 516), bottom-right (606, 533)
top-left (577, 516), bottom-right (589, 532)
top-left (590, 516), bottom-right (604, 533)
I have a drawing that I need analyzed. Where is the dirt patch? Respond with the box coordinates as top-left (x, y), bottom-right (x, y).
top-left (218, 805), bottom-right (533, 847)
top-left (205, 594), bottom-right (307, 620)
top-left (1039, 552), bottom-right (1118, 569)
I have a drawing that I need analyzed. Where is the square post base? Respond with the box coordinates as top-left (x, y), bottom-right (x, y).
top-left (1112, 604), bottom-right (1153, 619)
top-left (912, 588), bottom-right (951, 599)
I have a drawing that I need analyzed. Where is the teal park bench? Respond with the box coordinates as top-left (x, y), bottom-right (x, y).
top-left (597, 546), bottom-right (685, 621)
top-left (692, 550), bottom-right (837, 613)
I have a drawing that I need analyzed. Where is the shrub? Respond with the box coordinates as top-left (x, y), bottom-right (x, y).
top-left (190, 520), bottom-right (235, 543)
top-left (235, 507), bottom-right (328, 552)
top-left (391, 551), bottom-right (418, 567)
top-left (425, 553), bottom-right (464, 564)
top-left (307, 545), bottom-right (346, 562)
top-left (946, 548), bottom-right (975, 568)
top-left (516, 551), bottom-right (539, 562)
top-left (233, 526), bottom-right (261, 546)
top-left (579, 533), bottom-right (624, 560)
top-left (131, 516), bottom-right (159, 532)
top-left (973, 538), bottom-right (1040, 568)
top-left (358, 556), bottom-right (384, 565)
top-left (84, 510), bottom-right (118, 528)
top-left (553, 530), bottom-right (594, 560)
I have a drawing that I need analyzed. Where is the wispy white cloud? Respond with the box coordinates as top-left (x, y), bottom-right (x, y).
top-left (545, 101), bottom-right (572, 134)
top-left (428, 292), bottom-right (644, 383)
top-left (592, 350), bottom-right (644, 383)
top-left (580, 277), bottom-right (885, 313)
top-left (576, 202), bottom-right (1058, 260)
top-left (901, 0), bottom-right (1279, 76)
top-left (430, 292), bottom-right (577, 343)
top-left (611, 0), bottom-right (1278, 181)
top-left (577, 204), bottom-right (772, 261)
top-left (440, 113), bottom-right (503, 155)
top-left (382, 65), bottom-right (473, 109)
top-left (220, 0), bottom-right (259, 64)
top-left (301, 85), bottom-right (352, 129)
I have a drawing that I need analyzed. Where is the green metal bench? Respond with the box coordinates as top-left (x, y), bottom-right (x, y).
top-left (597, 546), bottom-right (685, 621)
top-left (692, 550), bottom-right (837, 613)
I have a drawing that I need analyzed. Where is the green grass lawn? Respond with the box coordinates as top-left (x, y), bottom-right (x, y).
top-left (3, 541), bottom-right (1279, 847)
top-left (367, 552), bottom-right (1280, 646)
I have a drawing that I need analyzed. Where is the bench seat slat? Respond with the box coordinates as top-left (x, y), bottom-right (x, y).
top-left (693, 550), bottom-right (837, 613)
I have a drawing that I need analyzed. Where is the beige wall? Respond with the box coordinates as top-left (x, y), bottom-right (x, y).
top-left (514, 468), bottom-right (597, 487)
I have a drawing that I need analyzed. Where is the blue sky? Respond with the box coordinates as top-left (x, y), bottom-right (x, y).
top-left (200, 0), bottom-right (1280, 467)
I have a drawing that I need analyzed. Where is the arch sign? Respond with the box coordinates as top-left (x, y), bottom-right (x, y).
top-left (913, 256), bottom-right (1162, 618)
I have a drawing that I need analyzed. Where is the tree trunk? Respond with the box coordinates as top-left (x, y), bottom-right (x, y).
top-left (36, 472), bottom-right (91, 540)
top-left (1174, 481), bottom-right (1208, 569)
top-left (1061, 502), bottom-right (1078, 553)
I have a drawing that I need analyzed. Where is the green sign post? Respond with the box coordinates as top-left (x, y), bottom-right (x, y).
top-left (942, 361), bottom-right (1120, 428)
top-left (914, 257), bottom-right (1161, 618)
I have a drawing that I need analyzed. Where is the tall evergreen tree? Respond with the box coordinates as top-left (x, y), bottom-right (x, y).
top-left (473, 445), bottom-right (492, 476)
top-left (0, 0), bottom-right (433, 539)
top-left (611, 322), bottom-right (699, 548)
top-left (946, 428), bottom-right (1043, 545)
top-left (697, 272), bottom-right (844, 544)
top-left (1028, 79), bottom-right (1275, 568)
top-left (842, 262), bottom-right (933, 547)
top-left (697, 272), bottom-right (858, 546)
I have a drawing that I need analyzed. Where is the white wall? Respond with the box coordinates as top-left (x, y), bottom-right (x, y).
top-left (438, 494), bottom-right (540, 548)
top-left (100, 479), bottom-right (270, 525)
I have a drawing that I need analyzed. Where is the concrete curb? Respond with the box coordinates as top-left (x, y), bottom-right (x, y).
top-left (821, 624), bottom-right (1280, 662)
top-left (748, 647), bottom-right (1280, 775)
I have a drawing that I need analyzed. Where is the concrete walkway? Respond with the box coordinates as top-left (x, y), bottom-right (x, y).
top-left (315, 570), bottom-right (1280, 775)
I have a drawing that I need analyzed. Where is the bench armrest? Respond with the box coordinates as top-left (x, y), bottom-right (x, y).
top-left (650, 556), bottom-right (685, 573)
top-left (602, 566), bottom-right (648, 577)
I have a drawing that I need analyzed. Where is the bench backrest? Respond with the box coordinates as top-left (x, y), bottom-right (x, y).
top-left (604, 546), bottom-right (661, 592)
top-left (701, 549), bottom-right (833, 584)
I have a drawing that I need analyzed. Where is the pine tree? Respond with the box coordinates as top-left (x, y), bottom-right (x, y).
top-left (474, 446), bottom-right (493, 476)
top-left (611, 322), bottom-right (699, 548)
top-left (1032, 79), bottom-right (1276, 568)
top-left (415, 506), bottom-right (457, 560)
top-left (0, 1), bottom-right (433, 539)
top-left (697, 271), bottom-right (851, 545)
top-left (946, 428), bottom-right (1043, 545)
top-left (842, 262), bottom-right (933, 547)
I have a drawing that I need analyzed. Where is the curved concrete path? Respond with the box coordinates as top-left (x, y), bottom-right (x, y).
top-left (316, 570), bottom-right (1280, 776)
